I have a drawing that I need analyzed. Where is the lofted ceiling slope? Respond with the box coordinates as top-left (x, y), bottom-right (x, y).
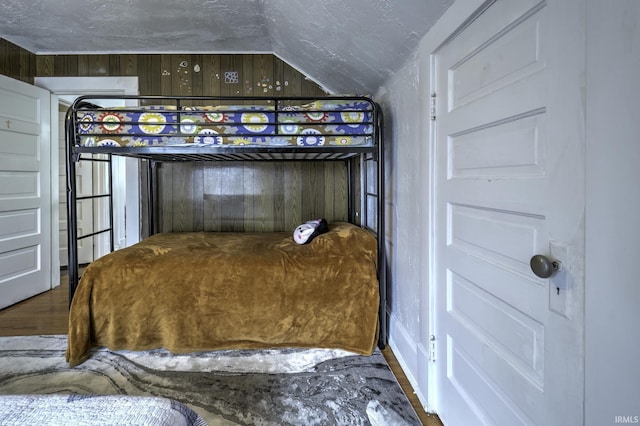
top-left (0, 0), bottom-right (453, 94)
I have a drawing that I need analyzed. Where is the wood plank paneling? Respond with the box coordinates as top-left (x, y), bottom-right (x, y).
top-left (272, 56), bottom-right (284, 96)
top-left (2, 46), bottom-right (314, 98)
top-left (108, 54), bottom-right (121, 75)
top-left (220, 55), bottom-right (244, 98)
top-left (203, 166), bottom-right (222, 232)
top-left (160, 54), bottom-right (172, 102)
top-left (88, 55), bottom-right (109, 76)
top-left (77, 55), bottom-right (89, 76)
top-left (191, 54), bottom-right (204, 104)
top-left (272, 163), bottom-right (286, 231)
top-left (302, 74), bottom-right (326, 98)
top-left (119, 54), bottom-right (138, 76)
top-left (172, 162), bottom-right (195, 232)
top-left (253, 54), bottom-right (274, 97)
top-left (0, 39), bottom-right (36, 84)
top-left (243, 54), bottom-right (254, 97)
top-left (243, 163), bottom-right (257, 232)
top-left (202, 55), bottom-right (221, 98)
top-left (138, 54), bottom-right (161, 98)
top-left (220, 163), bottom-right (245, 232)
top-left (158, 163), bottom-right (173, 232)
top-left (158, 161), bottom-right (348, 233)
top-left (172, 54), bottom-right (192, 97)
top-left (36, 55), bottom-right (53, 77)
top-left (254, 162), bottom-right (275, 232)
top-left (350, 158), bottom-right (363, 226)
top-left (192, 163), bottom-right (205, 232)
top-left (56, 55), bottom-right (78, 76)
top-left (284, 161), bottom-right (303, 228)
top-left (282, 62), bottom-right (302, 97)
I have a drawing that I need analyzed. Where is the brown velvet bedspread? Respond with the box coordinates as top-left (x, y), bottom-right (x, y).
top-left (66, 223), bottom-right (379, 366)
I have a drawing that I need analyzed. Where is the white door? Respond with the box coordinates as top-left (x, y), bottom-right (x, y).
top-left (0, 75), bottom-right (52, 309)
top-left (433, 1), bottom-right (584, 425)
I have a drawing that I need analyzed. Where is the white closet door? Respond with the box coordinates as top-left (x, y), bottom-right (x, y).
top-left (433, 0), bottom-right (585, 424)
top-left (0, 74), bottom-right (52, 309)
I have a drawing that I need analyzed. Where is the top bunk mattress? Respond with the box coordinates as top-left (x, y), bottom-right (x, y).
top-left (73, 98), bottom-right (376, 148)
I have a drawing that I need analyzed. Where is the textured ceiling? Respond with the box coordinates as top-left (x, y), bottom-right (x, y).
top-left (0, 0), bottom-right (453, 93)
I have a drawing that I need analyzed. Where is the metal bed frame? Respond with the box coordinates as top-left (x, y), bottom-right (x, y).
top-left (65, 95), bottom-right (387, 347)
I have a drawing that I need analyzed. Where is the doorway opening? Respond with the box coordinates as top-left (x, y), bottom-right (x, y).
top-left (35, 77), bottom-right (140, 271)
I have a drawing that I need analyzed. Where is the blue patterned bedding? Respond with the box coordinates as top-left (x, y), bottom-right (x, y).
top-left (0, 394), bottom-right (207, 426)
top-left (75, 99), bottom-right (375, 148)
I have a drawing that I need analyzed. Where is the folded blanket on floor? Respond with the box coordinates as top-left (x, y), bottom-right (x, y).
top-left (0, 395), bottom-right (207, 426)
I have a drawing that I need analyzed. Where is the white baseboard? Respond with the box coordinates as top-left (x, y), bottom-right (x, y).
top-left (388, 312), bottom-right (430, 413)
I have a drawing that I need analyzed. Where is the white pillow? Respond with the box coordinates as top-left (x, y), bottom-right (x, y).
top-left (293, 218), bottom-right (328, 244)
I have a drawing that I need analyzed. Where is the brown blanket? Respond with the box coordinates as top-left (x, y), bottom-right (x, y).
top-left (67, 223), bottom-right (379, 366)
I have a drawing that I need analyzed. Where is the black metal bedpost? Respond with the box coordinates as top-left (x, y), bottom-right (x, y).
top-left (108, 154), bottom-right (114, 253)
top-left (376, 103), bottom-right (388, 348)
top-left (147, 160), bottom-right (156, 236)
top-left (346, 160), bottom-right (353, 223)
top-left (65, 105), bottom-right (79, 307)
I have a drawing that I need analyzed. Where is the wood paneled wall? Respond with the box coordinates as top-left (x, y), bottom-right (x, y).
top-left (156, 161), bottom-right (350, 233)
top-left (0, 39), bottom-right (37, 84)
top-left (33, 53), bottom-right (326, 99)
top-left (0, 44), bottom-right (352, 233)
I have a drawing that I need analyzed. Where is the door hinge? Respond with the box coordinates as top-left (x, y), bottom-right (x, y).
top-left (430, 92), bottom-right (437, 121)
top-left (429, 335), bottom-right (436, 363)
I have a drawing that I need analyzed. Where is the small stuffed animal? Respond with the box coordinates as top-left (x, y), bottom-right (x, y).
top-left (293, 218), bottom-right (329, 244)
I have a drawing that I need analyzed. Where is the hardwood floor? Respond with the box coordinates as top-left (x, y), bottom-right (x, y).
top-left (0, 278), bottom-right (69, 336)
top-left (0, 272), bottom-right (442, 426)
top-left (381, 347), bottom-right (444, 426)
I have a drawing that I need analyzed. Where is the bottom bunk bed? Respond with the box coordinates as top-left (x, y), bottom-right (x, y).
top-left (66, 223), bottom-right (379, 367)
top-left (65, 94), bottom-right (386, 365)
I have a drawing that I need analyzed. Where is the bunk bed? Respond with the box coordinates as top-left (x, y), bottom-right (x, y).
top-left (64, 95), bottom-right (386, 367)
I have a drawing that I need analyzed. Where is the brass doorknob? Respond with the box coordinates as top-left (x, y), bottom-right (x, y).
top-left (530, 254), bottom-right (560, 279)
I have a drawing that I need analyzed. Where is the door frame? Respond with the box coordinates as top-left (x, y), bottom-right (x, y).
top-left (34, 77), bottom-right (139, 273)
top-left (422, 0), bottom-right (497, 412)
